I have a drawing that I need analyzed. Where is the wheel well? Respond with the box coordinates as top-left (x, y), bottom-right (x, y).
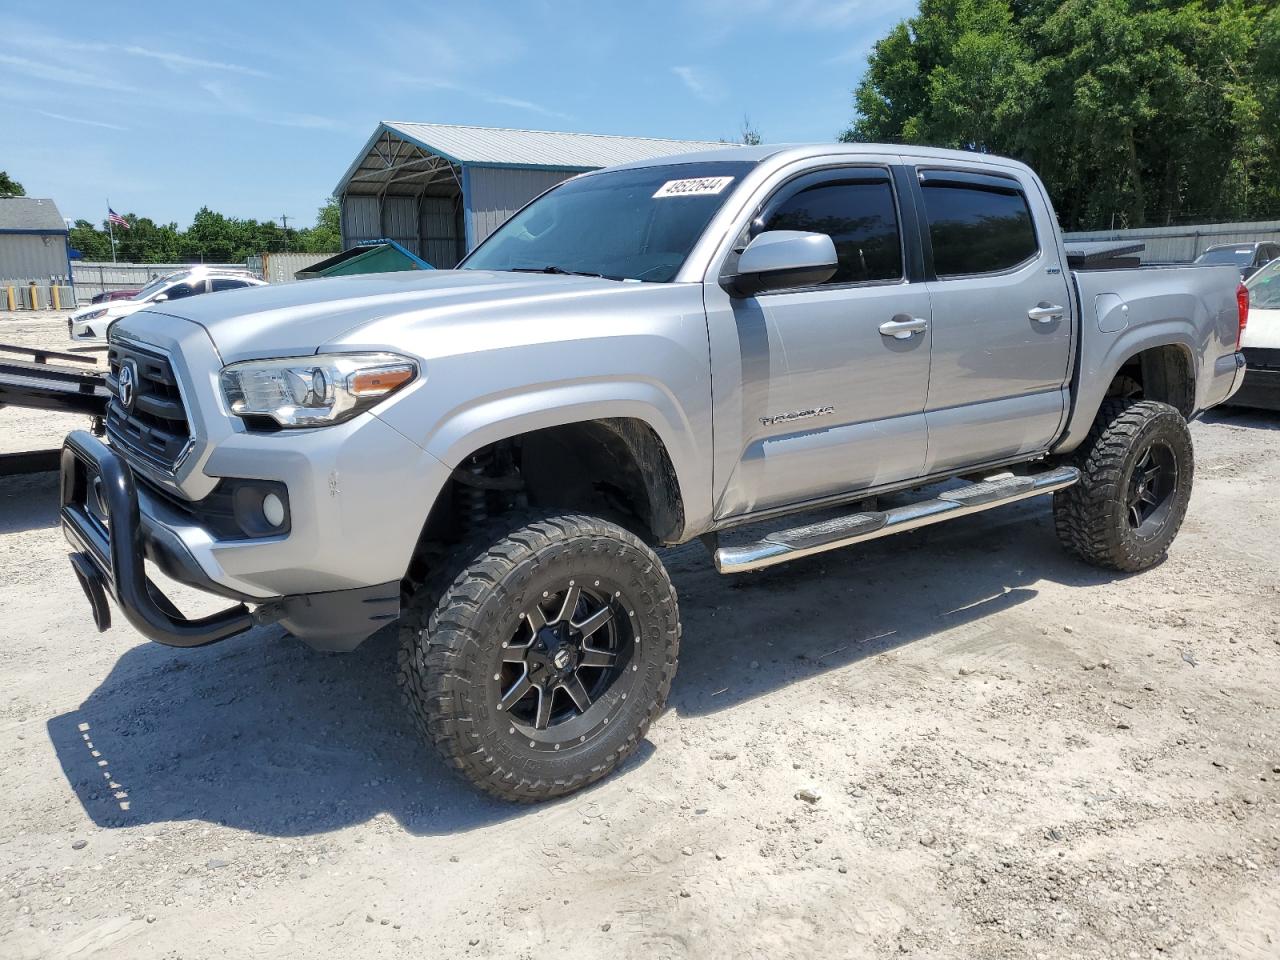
top-left (409, 418), bottom-right (685, 565)
top-left (1108, 345), bottom-right (1195, 417)
top-left (517, 419), bottom-right (684, 543)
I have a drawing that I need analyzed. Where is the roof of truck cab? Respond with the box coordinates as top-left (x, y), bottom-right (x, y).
top-left (603, 142), bottom-right (1034, 172)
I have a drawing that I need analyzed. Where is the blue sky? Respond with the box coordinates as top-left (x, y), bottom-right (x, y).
top-left (0, 0), bottom-right (919, 228)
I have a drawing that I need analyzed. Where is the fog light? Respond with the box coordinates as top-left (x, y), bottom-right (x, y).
top-left (262, 492), bottom-right (286, 527)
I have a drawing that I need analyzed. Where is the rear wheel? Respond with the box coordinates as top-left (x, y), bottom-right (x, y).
top-left (1052, 399), bottom-right (1194, 572)
top-left (397, 512), bottom-right (680, 802)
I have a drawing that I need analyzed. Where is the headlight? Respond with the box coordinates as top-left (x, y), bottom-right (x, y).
top-left (80, 308), bottom-right (108, 322)
top-left (220, 352), bottom-right (418, 428)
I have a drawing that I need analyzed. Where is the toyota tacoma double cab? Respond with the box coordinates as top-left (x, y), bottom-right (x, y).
top-left (60, 144), bottom-right (1247, 801)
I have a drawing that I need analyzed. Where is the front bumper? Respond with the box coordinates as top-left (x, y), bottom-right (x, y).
top-left (68, 315), bottom-right (107, 341)
top-left (60, 431), bottom-right (401, 650)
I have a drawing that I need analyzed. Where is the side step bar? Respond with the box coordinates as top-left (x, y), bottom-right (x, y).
top-left (714, 465), bottom-right (1080, 574)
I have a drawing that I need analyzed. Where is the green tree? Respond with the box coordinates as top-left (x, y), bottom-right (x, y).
top-left (67, 219), bottom-right (113, 261)
top-left (845, 0), bottom-right (1280, 230)
top-left (297, 198), bottom-right (341, 253)
top-left (62, 200), bottom-right (342, 263)
top-left (0, 171), bottom-right (24, 197)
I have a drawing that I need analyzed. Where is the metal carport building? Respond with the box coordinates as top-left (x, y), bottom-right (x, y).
top-left (0, 197), bottom-right (72, 286)
top-left (334, 122), bottom-right (732, 268)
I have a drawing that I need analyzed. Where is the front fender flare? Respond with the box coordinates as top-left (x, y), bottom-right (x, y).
top-left (416, 379), bottom-right (710, 539)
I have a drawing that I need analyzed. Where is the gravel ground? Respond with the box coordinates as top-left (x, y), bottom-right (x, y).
top-left (2, 314), bottom-right (1278, 959)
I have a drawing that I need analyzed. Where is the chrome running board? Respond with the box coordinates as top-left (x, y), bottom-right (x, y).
top-left (713, 465), bottom-right (1080, 574)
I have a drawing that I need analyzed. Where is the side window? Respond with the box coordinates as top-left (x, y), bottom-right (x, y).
top-left (763, 177), bottom-right (902, 285)
top-left (211, 278), bottom-right (247, 292)
top-left (162, 281), bottom-right (201, 300)
top-left (921, 180), bottom-right (1038, 277)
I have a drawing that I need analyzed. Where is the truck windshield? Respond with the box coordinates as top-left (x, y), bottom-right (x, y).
top-left (460, 161), bottom-right (756, 283)
top-left (1246, 259), bottom-right (1280, 308)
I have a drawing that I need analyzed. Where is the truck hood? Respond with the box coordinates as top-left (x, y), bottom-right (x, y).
top-left (129, 269), bottom-right (629, 362)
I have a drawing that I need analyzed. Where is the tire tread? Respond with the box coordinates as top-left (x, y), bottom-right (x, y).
top-left (396, 511), bottom-right (680, 803)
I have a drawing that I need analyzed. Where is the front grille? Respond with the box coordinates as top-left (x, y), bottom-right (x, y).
top-left (105, 341), bottom-right (192, 471)
top-left (1243, 347), bottom-right (1280, 371)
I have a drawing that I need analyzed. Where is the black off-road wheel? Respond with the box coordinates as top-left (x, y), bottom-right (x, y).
top-left (397, 512), bottom-right (680, 802)
top-left (1053, 399), bottom-right (1194, 572)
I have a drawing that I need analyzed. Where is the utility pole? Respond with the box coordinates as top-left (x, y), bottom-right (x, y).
top-left (280, 213), bottom-right (290, 252)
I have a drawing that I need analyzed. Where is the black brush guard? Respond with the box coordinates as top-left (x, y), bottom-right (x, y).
top-left (60, 430), bottom-right (263, 647)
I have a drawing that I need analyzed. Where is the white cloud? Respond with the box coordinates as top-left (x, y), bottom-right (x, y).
top-left (392, 75), bottom-right (573, 122)
top-left (692, 0), bottom-right (912, 30)
top-left (36, 110), bottom-right (128, 132)
top-left (198, 79), bottom-right (342, 131)
top-left (122, 46), bottom-right (271, 79)
top-left (672, 66), bottom-right (726, 104)
top-left (0, 54), bottom-right (137, 93)
top-left (825, 40), bottom-right (876, 66)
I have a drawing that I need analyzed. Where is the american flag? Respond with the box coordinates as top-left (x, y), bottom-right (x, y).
top-left (107, 207), bottom-right (130, 230)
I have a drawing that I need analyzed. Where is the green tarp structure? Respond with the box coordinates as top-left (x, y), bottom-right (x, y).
top-left (295, 239), bottom-right (434, 279)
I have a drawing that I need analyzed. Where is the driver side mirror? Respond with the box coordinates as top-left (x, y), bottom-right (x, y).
top-left (721, 230), bottom-right (838, 298)
top-left (152, 293), bottom-right (168, 303)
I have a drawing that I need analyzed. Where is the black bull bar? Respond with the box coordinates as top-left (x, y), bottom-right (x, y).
top-left (59, 430), bottom-right (260, 647)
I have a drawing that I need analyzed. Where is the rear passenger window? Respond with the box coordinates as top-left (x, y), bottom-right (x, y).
top-left (211, 278), bottom-right (247, 292)
top-left (922, 182), bottom-right (1038, 276)
top-left (763, 178), bottom-right (902, 285)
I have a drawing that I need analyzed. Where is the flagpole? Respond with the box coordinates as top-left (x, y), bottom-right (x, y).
top-left (106, 198), bottom-right (117, 264)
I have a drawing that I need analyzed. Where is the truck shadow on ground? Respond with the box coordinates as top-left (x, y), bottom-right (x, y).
top-left (42, 482), bottom-right (1129, 839)
top-left (0, 472), bottom-right (61, 535)
top-left (1200, 406), bottom-right (1280, 430)
top-left (665, 497), bottom-right (1125, 719)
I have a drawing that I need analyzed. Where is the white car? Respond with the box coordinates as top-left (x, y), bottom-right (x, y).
top-left (69, 268), bottom-right (265, 342)
top-left (1234, 257), bottom-right (1280, 411)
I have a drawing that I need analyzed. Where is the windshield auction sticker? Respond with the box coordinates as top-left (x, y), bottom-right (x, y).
top-left (653, 176), bottom-right (735, 198)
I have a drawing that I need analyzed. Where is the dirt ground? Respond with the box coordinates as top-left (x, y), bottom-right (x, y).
top-left (2, 313), bottom-right (1278, 960)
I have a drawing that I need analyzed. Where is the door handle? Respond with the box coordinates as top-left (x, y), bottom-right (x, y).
top-left (878, 315), bottom-right (928, 340)
top-left (1028, 303), bottom-right (1065, 323)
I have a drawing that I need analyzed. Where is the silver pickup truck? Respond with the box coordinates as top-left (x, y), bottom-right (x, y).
top-left (60, 143), bottom-right (1247, 801)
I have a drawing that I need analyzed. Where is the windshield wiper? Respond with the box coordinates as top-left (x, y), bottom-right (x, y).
top-left (510, 266), bottom-right (625, 281)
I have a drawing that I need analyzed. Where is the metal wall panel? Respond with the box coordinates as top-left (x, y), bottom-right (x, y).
top-left (0, 233), bottom-right (71, 284)
top-left (420, 196), bottom-right (461, 268)
top-left (341, 196), bottom-right (381, 247)
top-left (1065, 220), bottom-right (1280, 263)
top-left (383, 197), bottom-right (420, 255)
top-left (465, 167), bottom-right (577, 247)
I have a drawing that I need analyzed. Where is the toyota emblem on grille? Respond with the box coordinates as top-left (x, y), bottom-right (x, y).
top-left (118, 359), bottom-right (138, 413)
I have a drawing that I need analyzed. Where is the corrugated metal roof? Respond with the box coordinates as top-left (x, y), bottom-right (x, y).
top-left (382, 121), bottom-right (735, 170)
top-left (0, 197), bottom-right (67, 233)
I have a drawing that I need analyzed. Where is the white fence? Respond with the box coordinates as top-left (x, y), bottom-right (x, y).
top-left (1063, 220), bottom-right (1280, 264)
top-left (71, 261), bottom-right (245, 302)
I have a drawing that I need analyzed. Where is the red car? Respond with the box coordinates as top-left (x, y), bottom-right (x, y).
top-left (89, 289), bottom-right (141, 304)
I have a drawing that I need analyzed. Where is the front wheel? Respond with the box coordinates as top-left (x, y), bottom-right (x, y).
top-left (397, 512), bottom-right (680, 802)
top-left (1052, 399), bottom-right (1194, 572)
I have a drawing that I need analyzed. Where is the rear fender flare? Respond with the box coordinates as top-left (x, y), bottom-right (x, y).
top-left (1058, 321), bottom-right (1199, 453)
